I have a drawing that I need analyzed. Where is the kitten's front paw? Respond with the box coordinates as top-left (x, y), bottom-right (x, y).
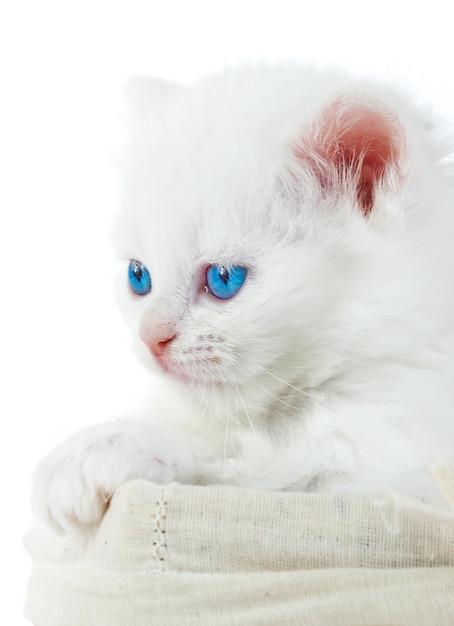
top-left (31, 421), bottom-right (191, 534)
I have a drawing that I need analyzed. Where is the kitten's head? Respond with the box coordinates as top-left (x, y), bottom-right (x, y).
top-left (113, 66), bottom-right (445, 402)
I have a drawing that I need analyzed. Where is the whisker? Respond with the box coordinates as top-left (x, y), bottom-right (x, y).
top-left (223, 381), bottom-right (240, 485)
top-left (261, 369), bottom-right (316, 400)
top-left (235, 383), bottom-right (258, 442)
top-left (248, 376), bottom-right (302, 410)
top-left (222, 393), bottom-right (230, 482)
top-left (231, 349), bottom-right (317, 401)
top-left (196, 391), bottom-right (212, 421)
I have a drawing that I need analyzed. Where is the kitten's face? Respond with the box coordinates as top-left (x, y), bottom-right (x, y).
top-left (115, 69), bottom-right (408, 393)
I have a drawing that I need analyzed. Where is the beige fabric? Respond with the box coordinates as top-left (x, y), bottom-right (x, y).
top-left (24, 461), bottom-right (454, 625)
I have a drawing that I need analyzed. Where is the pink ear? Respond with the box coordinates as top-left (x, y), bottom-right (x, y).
top-left (294, 96), bottom-right (404, 215)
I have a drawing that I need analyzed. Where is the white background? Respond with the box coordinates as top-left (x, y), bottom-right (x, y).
top-left (2, 1), bottom-right (454, 622)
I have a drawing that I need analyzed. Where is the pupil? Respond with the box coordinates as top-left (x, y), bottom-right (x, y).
top-left (133, 264), bottom-right (143, 281)
top-left (219, 267), bottom-right (229, 285)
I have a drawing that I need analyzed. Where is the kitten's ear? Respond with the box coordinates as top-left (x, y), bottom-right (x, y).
top-left (293, 95), bottom-right (405, 215)
top-left (123, 77), bottom-right (181, 121)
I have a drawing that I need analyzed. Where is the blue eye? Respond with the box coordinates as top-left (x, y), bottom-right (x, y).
top-left (128, 260), bottom-right (152, 295)
top-left (206, 265), bottom-right (247, 300)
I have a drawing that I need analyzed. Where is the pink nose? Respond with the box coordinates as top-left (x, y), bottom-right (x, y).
top-left (140, 325), bottom-right (176, 357)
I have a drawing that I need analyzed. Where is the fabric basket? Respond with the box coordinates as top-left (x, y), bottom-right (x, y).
top-left (24, 460), bottom-right (454, 625)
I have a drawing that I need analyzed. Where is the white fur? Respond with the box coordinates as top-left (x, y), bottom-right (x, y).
top-left (33, 65), bottom-right (454, 533)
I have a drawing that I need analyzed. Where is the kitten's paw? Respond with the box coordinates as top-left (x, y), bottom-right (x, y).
top-left (31, 421), bottom-right (192, 534)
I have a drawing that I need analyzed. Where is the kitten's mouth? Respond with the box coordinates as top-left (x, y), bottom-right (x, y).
top-left (153, 353), bottom-right (223, 386)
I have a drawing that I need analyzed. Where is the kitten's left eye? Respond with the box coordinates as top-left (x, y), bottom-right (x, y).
top-left (128, 260), bottom-right (152, 295)
top-left (206, 265), bottom-right (247, 300)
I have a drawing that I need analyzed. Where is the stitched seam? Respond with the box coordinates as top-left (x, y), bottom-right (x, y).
top-left (151, 486), bottom-right (168, 569)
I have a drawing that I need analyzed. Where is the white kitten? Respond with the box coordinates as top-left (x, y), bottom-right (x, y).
top-left (33, 65), bottom-right (454, 534)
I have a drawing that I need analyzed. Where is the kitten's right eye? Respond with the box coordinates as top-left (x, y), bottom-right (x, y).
top-left (128, 260), bottom-right (152, 296)
top-left (205, 264), bottom-right (247, 300)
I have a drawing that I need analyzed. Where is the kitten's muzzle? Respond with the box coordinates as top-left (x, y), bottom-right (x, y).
top-left (139, 323), bottom-right (176, 357)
